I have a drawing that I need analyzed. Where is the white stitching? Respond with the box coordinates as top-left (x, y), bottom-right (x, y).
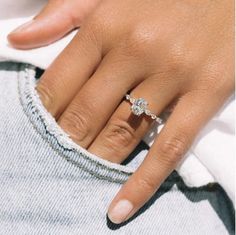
top-left (17, 63), bottom-right (133, 184)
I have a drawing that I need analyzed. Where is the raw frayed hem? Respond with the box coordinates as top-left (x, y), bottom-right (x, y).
top-left (18, 63), bottom-right (133, 184)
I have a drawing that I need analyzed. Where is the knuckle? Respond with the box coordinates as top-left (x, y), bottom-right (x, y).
top-left (203, 68), bottom-right (234, 96)
top-left (102, 119), bottom-right (136, 151)
top-left (36, 83), bottom-right (54, 110)
top-left (158, 136), bottom-right (187, 165)
top-left (194, 59), bottom-right (234, 97)
top-left (59, 106), bottom-right (92, 143)
top-left (136, 177), bottom-right (156, 195)
top-left (126, 25), bottom-right (159, 57)
top-left (167, 43), bottom-right (198, 74)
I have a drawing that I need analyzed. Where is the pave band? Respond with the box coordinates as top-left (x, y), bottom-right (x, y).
top-left (125, 94), bottom-right (162, 124)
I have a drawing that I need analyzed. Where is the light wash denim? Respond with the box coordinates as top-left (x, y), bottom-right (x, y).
top-left (0, 62), bottom-right (234, 235)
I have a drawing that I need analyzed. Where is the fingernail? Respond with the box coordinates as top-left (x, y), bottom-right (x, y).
top-left (108, 200), bottom-right (134, 224)
top-left (9, 20), bottom-right (34, 34)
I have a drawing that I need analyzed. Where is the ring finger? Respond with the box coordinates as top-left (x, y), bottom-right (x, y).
top-left (88, 77), bottom-right (179, 163)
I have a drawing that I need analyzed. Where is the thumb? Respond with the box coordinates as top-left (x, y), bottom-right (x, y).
top-left (8, 0), bottom-right (98, 49)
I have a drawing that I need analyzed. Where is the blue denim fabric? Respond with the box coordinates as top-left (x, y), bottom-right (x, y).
top-left (0, 62), bottom-right (234, 235)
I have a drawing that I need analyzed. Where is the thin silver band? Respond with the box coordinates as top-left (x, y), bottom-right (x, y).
top-left (125, 94), bottom-right (162, 124)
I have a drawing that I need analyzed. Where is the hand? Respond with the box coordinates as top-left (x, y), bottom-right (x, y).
top-left (9, 0), bottom-right (234, 224)
top-left (8, 0), bottom-right (101, 49)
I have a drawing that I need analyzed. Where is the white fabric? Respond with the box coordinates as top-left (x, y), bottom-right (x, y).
top-left (0, 0), bottom-right (235, 204)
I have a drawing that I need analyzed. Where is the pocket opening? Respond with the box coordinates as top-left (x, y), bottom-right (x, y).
top-left (18, 63), bottom-right (134, 184)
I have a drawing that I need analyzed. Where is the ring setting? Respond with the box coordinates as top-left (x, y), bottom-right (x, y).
top-left (125, 94), bottom-right (162, 124)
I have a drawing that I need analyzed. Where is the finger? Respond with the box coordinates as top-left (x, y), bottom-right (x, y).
top-left (8, 0), bottom-right (100, 49)
top-left (88, 77), bottom-right (178, 163)
top-left (57, 51), bottom-right (145, 148)
top-left (35, 28), bottom-right (102, 118)
top-left (107, 91), bottom-right (221, 224)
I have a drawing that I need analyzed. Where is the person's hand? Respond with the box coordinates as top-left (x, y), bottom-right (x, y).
top-left (9, 0), bottom-right (234, 224)
top-left (8, 0), bottom-right (101, 49)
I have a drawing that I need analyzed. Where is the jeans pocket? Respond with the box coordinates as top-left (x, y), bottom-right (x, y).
top-left (18, 63), bottom-right (136, 184)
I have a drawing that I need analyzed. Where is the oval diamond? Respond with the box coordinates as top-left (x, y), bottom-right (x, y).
top-left (131, 98), bottom-right (148, 116)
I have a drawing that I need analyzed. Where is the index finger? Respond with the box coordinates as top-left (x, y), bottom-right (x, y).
top-left (36, 26), bottom-right (102, 118)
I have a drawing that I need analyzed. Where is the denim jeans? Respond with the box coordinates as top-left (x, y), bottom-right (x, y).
top-left (0, 62), bottom-right (234, 235)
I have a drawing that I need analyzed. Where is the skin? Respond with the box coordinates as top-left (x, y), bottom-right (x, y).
top-left (8, 0), bottom-right (234, 224)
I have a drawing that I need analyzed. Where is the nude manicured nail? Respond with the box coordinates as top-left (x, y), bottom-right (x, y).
top-left (9, 20), bottom-right (34, 34)
top-left (108, 200), bottom-right (134, 224)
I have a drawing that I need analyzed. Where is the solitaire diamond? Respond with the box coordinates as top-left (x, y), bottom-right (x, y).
top-left (131, 98), bottom-right (148, 116)
top-left (125, 94), bottom-right (163, 124)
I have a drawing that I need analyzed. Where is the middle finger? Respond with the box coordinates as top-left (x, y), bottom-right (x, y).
top-left (58, 51), bottom-right (144, 148)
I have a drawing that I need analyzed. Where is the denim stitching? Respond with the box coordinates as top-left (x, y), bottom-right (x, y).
top-left (17, 63), bottom-right (134, 184)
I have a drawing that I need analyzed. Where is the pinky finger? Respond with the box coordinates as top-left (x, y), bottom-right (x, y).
top-left (107, 91), bottom-right (223, 224)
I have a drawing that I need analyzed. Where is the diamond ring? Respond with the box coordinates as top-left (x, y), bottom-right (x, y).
top-left (125, 94), bottom-right (162, 124)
